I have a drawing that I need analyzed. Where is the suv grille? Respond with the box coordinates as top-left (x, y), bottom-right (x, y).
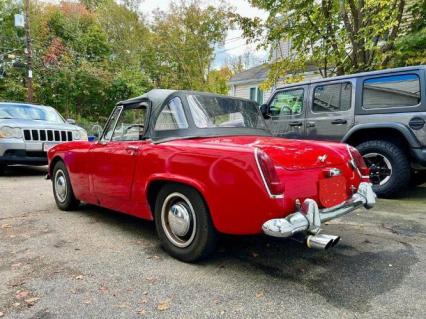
top-left (23, 129), bottom-right (73, 142)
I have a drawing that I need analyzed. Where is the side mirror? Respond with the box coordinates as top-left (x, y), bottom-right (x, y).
top-left (260, 104), bottom-right (270, 119)
top-left (66, 118), bottom-right (76, 125)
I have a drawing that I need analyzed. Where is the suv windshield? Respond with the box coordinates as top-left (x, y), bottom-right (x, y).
top-left (0, 104), bottom-right (65, 123)
top-left (187, 94), bottom-right (267, 130)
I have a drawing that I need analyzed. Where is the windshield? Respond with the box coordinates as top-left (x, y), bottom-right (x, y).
top-left (0, 104), bottom-right (65, 123)
top-left (187, 94), bottom-right (267, 130)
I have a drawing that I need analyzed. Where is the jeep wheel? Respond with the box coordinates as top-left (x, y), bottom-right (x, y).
top-left (357, 140), bottom-right (411, 198)
top-left (154, 183), bottom-right (217, 262)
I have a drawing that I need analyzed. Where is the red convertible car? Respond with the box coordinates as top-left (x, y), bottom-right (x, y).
top-left (47, 90), bottom-right (376, 262)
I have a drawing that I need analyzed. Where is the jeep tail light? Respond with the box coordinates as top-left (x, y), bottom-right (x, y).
top-left (255, 148), bottom-right (284, 197)
top-left (347, 145), bottom-right (369, 178)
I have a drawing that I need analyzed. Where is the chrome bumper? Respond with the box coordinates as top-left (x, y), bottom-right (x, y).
top-left (262, 182), bottom-right (376, 238)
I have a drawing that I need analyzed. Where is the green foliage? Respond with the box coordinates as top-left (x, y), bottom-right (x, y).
top-left (235, 0), bottom-right (414, 88)
top-left (1, 0), bottom-right (231, 122)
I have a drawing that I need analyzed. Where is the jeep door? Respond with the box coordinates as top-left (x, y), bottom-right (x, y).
top-left (306, 80), bottom-right (355, 141)
top-left (266, 86), bottom-right (307, 138)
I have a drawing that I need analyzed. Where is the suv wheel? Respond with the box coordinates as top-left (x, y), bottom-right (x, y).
top-left (154, 183), bottom-right (217, 262)
top-left (357, 140), bottom-right (411, 198)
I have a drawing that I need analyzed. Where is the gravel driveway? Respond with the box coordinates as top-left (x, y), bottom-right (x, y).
top-left (1, 166), bottom-right (426, 318)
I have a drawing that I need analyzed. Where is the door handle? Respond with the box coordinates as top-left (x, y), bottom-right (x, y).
top-left (289, 121), bottom-right (303, 127)
top-left (331, 119), bottom-right (347, 125)
top-left (307, 121), bottom-right (316, 128)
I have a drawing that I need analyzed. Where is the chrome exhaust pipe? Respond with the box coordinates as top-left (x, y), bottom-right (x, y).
top-left (306, 234), bottom-right (340, 250)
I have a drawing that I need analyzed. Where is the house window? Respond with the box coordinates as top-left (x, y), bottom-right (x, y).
top-left (249, 87), bottom-right (264, 104)
top-left (250, 87), bottom-right (256, 101)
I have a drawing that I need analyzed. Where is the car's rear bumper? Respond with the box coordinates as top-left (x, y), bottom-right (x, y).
top-left (262, 182), bottom-right (376, 238)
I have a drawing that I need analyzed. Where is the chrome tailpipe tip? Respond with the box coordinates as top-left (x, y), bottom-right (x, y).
top-left (306, 234), bottom-right (340, 250)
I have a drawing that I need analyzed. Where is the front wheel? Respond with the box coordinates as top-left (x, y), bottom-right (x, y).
top-left (356, 140), bottom-right (411, 198)
top-left (154, 184), bottom-right (217, 262)
top-left (52, 161), bottom-right (80, 210)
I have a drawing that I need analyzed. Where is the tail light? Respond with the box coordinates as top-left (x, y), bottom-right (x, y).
top-left (347, 145), bottom-right (370, 178)
top-left (255, 148), bottom-right (284, 198)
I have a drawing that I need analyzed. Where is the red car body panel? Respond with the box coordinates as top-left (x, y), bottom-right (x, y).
top-left (48, 135), bottom-right (367, 235)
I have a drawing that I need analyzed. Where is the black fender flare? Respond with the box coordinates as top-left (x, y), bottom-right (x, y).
top-left (342, 123), bottom-right (421, 148)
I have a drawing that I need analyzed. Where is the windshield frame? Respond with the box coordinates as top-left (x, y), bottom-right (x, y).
top-left (0, 103), bottom-right (66, 123)
top-left (148, 91), bottom-right (272, 142)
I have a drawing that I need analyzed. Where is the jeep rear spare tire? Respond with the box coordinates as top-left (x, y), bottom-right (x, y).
top-left (356, 140), bottom-right (411, 198)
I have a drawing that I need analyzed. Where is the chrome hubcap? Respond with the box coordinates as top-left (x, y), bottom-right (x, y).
top-left (161, 192), bottom-right (196, 248)
top-left (54, 169), bottom-right (67, 202)
top-left (363, 153), bottom-right (393, 186)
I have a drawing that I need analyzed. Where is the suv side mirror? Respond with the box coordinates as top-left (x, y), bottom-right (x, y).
top-left (66, 118), bottom-right (76, 125)
top-left (260, 104), bottom-right (270, 119)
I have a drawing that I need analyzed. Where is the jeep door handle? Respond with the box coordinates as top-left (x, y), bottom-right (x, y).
top-left (289, 121), bottom-right (303, 127)
top-left (307, 121), bottom-right (316, 128)
top-left (331, 119), bottom-right (347, 125)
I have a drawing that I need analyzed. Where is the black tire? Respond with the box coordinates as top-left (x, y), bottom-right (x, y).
top-left (52, 161), bottom-right (80, 210)
top-left (356, 140), bottom-right (411, 198)
top-left (0, 163), bottom-right (5, 175)
top-left (154, 183), bottom-right (217, 262)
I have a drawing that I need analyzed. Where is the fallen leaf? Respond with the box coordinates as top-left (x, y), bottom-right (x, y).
top-left (145, 277), bottom-right (158, 283)
top-left (142, 291), bottom-right (148, 295)
top-left (137, 308), bottom-right (146, 315)
top-left (11, 263), bottom-right (22, 269)
top-left (1, 224), bottom-right (12, 229)
top-left (147, 255), bottom-right (161, 260)
top-left (116, 302), bottom-right (131, 309)
top-left (256, 291), bottom-right (264, 298)
top-left (75, 275), bottom-right (84, 280)
top-left (83, 300), bottom-right (91, 305)
top-left (140, 298), bottom-right (148, 304)
top-left (157, 301), bottom-right (170, 311)
top-left (25, 297), bottom-right (40, 306)
top-left (16, 290), bottom-right (30, 299)
top-left (99, 285), bottom-right (108, 293)
top-left (0, 312), bottom-right (4, 317)
top-left (13, 303), bottom-right (20, 307)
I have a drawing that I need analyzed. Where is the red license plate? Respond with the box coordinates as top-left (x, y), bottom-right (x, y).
top-left (319, 176), bottom-right (348, 208)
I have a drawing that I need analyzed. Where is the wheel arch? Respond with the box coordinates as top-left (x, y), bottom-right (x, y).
top-left (49, 155), bottom-right (65, 178)
top-left (343, 123), bottom-right (420, 151)
top-left (146, 176), bottom-right (212, 223)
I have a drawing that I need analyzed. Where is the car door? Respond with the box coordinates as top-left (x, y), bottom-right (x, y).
top-left (306, 80), bottom-right (355, 141)
top-left (266, 86), bottom-right (307, 138)
top-left (90, 105), bottom-right (147, 205)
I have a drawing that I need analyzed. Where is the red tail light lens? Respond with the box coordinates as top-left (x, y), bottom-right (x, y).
top-left (255, 148), bottom-right (284, 197)
top-left (348, 146), bottom-right (369, 177)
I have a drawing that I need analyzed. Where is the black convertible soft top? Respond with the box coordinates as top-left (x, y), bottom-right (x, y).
top-left (114, 89), bottom-right (271, 142)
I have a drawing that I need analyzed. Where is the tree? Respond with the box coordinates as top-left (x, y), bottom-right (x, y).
top-left (146, 0), bottom-right (230, 91)
top-left (393, 0), bottom-right (426, 66)
top-left (235, 0), bottom-right (412, 88)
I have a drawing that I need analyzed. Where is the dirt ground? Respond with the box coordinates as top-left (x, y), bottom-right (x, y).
top-left (1, 166), bottom-right (426, 318)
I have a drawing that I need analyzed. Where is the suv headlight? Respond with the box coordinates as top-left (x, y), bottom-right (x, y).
top-left (72, 129), bottom-right (88, 141)
top-left (0, 126), bottom-right (22, 139)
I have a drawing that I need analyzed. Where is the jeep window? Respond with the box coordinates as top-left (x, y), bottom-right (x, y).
top-left (312, 82), bottom-right (352, 113)
top-left (154, 97), bottom-right (188, 131)
top-left (111, 106), bottom-right (147, 141)
top-left (270, 89), bottom-right (304, 116)
top-left (188, 94), bottom-right (267, 129)
top-left (0, 104), bottom-right (65, 123)
top-left (362, 74), bottom-right (420, 109)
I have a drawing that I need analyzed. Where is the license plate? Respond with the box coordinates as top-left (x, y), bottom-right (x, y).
top-left (43, 142), bottom-right (57, 152)
top-left (319, 176), bottom-right (348, 208)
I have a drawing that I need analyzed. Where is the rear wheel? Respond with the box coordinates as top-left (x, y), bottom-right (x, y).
top-left (52, 161), bottom-right (80, 210)
top-left (154, 184), bottom-right (217, 262)
top-left (357, 140), bottom-right (411, 198)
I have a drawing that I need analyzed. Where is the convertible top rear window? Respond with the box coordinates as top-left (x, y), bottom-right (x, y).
top-left (187, 94), bottom-right (266, 129)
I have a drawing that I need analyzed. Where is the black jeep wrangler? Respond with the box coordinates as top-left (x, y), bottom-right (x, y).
top-left (261, 65), bottom-right (426, 197)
